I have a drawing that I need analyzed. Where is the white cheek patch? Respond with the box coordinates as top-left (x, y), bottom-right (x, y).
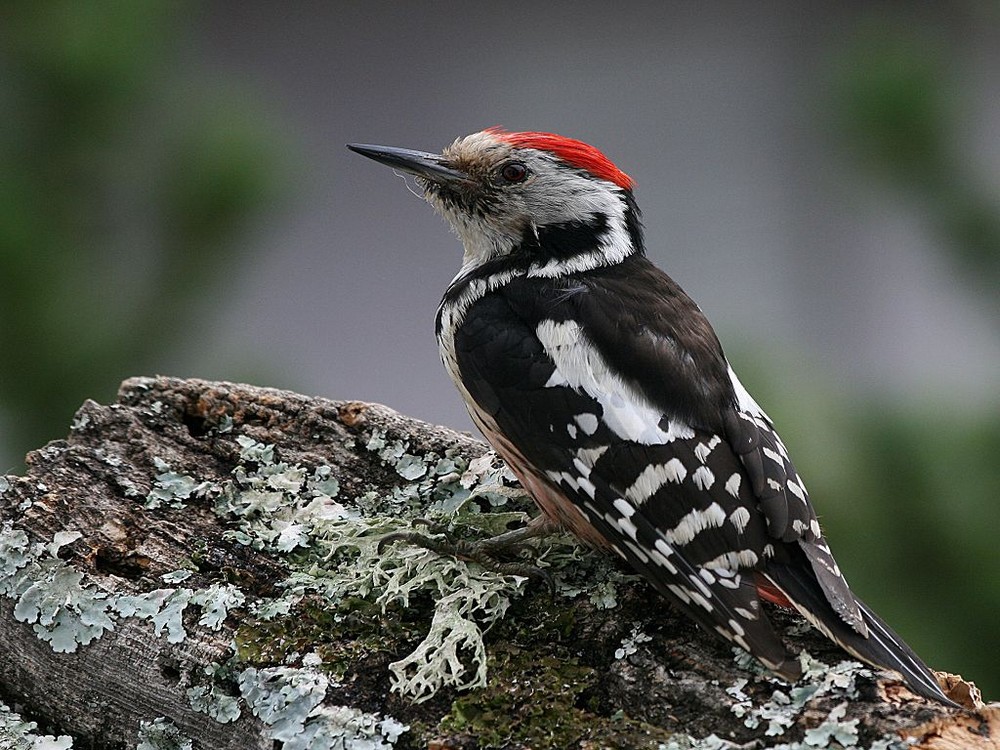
top-left (523, 172), bottom-right (634, 278)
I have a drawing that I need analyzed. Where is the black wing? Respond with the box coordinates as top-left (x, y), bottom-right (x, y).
top-left (574, 255), bottom-right (866, 635)
top-left (448, 254), bottom-right (952, 703)
top-left (452, 276), bottom-right (800, 677)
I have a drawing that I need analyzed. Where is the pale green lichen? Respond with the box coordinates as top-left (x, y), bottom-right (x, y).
top-left (238, 663), bottom-right (408, 749)
top-left (193, 584), bottom-right (246, 630)
top-left (266, 508), bottom-right (526, 701)
top-left (135, 718), bottom-right (193, 750)
top-left (711, 651), bottom-right (913, 750)
top-left (186, 662), bottom-right (242, 724)
top-left (0, 417), bottom-right (926, 748)
top-left (531, 534), bottom-right (636, 609)
top-left (145, 458), bottom-right (213, 509)
top-left (0, 701), bottom-right (73, 750)
top-left (728, 653), bottom-right (867, 737)
top-left (69, 413), bottom-right (91, 432)
top-left (802, 702), bottom-right (859, 747)
top-left (114, 584), bottom-right (245, 643)
top-left (214, 414), bottom-right (234, 434)
top-left (218, 435), bottom-right (535, 703)
top-left (385, 564), bottom-right (517, 700)
top-left (37, 431), bottom-right (497, 742)
top-left (393, 454), bottom-right (428, 481)
top-left (1, 424), bottom-right (603, 745)
top-left (0, 525), bottom-right (33, 577)
top-left (657, 736), bottom-right (732, 750)
top-left (187, 684), bottom-right (241, 724)
top-left (216, 436), bottom-right (353, 553)
top-left (0, 523), bottom-right (114, 653)
top-left (614, 626), bottom-right (653, 660)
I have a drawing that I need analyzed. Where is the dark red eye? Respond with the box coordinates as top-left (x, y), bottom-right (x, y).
top-left (499, 162), bottom-right (528, 184)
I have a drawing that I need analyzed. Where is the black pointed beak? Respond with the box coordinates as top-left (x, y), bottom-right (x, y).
top-left (347, 143), bottom-right (471, 184)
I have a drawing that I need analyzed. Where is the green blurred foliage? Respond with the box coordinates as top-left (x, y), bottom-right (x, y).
top-left (0, 0), bottom-right (995, 704)
top-left (772, 14), bottom-right (1000, 697)
top-left (738, 352), bottom-right (1000, 700)
top-left (0, 1), bottom-right (284, 468)
top-left (831, 17), bottom-right (1000, 298)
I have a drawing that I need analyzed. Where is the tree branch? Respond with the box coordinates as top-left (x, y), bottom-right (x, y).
top-left (0, 377), bottom-right (991, 749)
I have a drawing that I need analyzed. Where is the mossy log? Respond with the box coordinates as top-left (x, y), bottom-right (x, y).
top-left (0, 376), bottom-right (993, 750)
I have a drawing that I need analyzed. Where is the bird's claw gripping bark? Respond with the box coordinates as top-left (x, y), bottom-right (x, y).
top-left (378, 518), bottom-right (554, 590)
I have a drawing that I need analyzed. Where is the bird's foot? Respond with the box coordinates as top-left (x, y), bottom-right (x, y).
top-left (378, 516), bottom-right (557, 588)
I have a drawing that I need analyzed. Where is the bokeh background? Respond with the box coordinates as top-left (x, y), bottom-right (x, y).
top-left (2, 2), bottom-right (997, 696)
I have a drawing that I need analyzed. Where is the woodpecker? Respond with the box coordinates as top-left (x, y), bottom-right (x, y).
top-left (348, 129), bottom-right (954, 705)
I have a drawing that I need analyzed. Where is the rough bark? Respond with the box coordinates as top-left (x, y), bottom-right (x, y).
top-left (0, 376), bottom-right (993, 750)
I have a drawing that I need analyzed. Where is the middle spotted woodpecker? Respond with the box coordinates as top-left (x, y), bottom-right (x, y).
top-left (348, 128), bottom-right (955, 705)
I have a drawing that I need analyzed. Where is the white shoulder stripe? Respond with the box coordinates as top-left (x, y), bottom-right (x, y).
top-left (727, 364), bottom-right (768, 419)
top-left (536, 319), bottom-right (695, 445)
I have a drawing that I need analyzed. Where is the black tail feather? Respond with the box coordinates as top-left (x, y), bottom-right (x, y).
top-left (851, 599), bottom-right (958, 706)
top-left (764, 561), bottom-right (958, 707)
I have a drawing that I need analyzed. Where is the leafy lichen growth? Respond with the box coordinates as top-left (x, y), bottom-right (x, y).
top-left (135, 718), bottom-right (193, 750)
top-left (187, 685), bottom-right (241, 725)
top-left (114, 584), bottom-right (245, 643)
top-left (657, 736), bottom-right (733, 750)
top-left (144, 458), bottom-right (212, 510)
top-left (186, 662), bottom-right (242, 724)
top-left (0, 523), bottom-right (114, 653)
top-left (614, 626), bottom-right (653, 660)
top-left (713, 651), bottom-right (913, 750)
top-left (11, 420), bottom-right (829, 747)
top-left (728, 652), bottom-right (871, 737)
top-left (238, 662), bottom-right (408, 750)
top-left (219, 435), bottom-right (540, 703)
top-left (802, 702), bottom-right (859, 747)
top-left (0, 701), bottom-right (73, 750)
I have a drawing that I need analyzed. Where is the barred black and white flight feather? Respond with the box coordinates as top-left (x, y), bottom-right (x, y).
top-left (347, 129), bottom-right (957, 706)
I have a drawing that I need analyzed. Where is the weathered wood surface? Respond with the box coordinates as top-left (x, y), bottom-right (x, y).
top-left (0, 376), bottom-right (993, 749)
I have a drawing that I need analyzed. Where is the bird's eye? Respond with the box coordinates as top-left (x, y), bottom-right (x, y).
top-left (498, 162), bottom-right (528, 184)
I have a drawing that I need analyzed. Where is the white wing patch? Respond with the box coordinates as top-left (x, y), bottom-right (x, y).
top-left (703, 549), bottom-right (759, 571)
top-left (727, 364), bottom-right (768, 419)
top-left (762, 446), bottom-right (784, 466)
top-left (574, 412), bottom-right (599, 435)
top-left (536, 319), bottom-right (695, 445)
top-left (787, 476), bottom-right (806, 501)
top-left (624, 459), bottom-right (688, 505)
top-left (724, 472), bottom-right (742, 498)
top-left (694, 435), bottom-right (722, 463)
top-left (575, 445), bottom-right (609, 466)
top-left (691, 465), bottom-right (715, 490)
top-left (663, 503), bottom-right (726, 546)
top-left (729, 506), bottom-right (751, 534)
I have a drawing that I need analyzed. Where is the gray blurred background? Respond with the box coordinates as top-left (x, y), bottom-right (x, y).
top-left (2, 2), bottom-right (997, 695)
